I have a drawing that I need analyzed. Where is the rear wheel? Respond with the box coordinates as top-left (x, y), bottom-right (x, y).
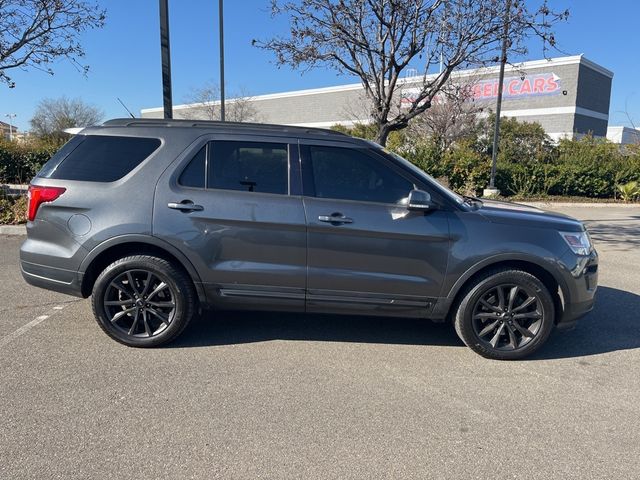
top-left (91, 255), bottom-right (196, 347)
top-left (454, 269), bottom-right (555, 360)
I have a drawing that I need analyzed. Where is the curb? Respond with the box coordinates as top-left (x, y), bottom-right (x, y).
top-left (1, 184), bottom-right (28, 195)
top-left (521, 202), bottom-right (640, 208)
top-left (0, 225), bottom-right (26, 235)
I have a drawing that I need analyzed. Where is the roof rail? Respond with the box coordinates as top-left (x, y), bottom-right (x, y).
top-left (101, 118), bottom-right (349, 136)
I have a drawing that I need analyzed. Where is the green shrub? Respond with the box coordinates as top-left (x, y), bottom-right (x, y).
top-left (617, 181), bottom-right (640, 202)
top-left (0, 194), bottom-right (27, 225)
top-left (443, 142), bottom-right (491, 195)
top-left (0, 139), bottom-right (62, 184)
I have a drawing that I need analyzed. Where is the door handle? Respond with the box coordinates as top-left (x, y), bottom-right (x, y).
top-left (318, 213), bottom-right (353, 224)
top-left (168, 200), bottom-right (204, 212)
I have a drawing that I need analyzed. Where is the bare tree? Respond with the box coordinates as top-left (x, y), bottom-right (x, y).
top-left (30, 96), bottom-right (103, 139)
top-left (407, 80), bottom-right (484, 151)
top-left (0, 0), bottom-right (106, 88)
top-left (256, 0), bottom-right (567, 146)
top-left (181, 82), bottom-right (262, 123)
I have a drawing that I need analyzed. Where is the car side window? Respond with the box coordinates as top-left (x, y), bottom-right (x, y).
top-left (178, 145), bottom-right (206, 188)
top-left (308, 146), bottom-right (414, 204)
top-left (208, 141), bottom-right (289, 195)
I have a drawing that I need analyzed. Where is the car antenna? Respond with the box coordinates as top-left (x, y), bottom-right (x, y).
top-left (116, 97), bottom-right (136, 118)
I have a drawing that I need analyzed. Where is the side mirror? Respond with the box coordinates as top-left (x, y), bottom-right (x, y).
top-left (407, 189), bottom-right (436, 211)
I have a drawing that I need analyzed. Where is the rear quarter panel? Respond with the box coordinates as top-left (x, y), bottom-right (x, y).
top-left (22, 128), bottom-right (203, 272)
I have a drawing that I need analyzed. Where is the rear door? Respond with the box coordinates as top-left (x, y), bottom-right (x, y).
top-left (153, 134), bottom-right (307, 311)
top-left (301, 142), bottom-right (450, 317)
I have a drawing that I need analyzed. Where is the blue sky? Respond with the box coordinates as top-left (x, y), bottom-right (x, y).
top-left (2, 0), bottom-right (639, 132)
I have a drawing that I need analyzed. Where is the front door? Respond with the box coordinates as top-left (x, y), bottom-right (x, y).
top-left (154, 135), bottom-right (307, 311)
top-left (301, 143), bottom-right (450, 317)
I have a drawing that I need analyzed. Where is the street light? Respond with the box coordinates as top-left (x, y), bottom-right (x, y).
top-left (159, 0), bottom-right (173, 119)
top-left (219, 0), bottom-right (225, 122)
top-left (484, 0), bottom-right (512, 198)
top-left (5, 113), bottom-right (16, 141)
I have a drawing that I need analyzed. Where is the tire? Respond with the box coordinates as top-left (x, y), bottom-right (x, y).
top-left (91, 255), bottom-right (196, 347)
top-left (453, 269), bottom-right (555, 360)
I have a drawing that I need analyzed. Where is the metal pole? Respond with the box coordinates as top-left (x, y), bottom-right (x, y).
top-left (489, 0), bottom-right (512, 190)
top-left (219, 0), bottom-right (226, 121)
top-left (159, 0), bottom-right (173, 119)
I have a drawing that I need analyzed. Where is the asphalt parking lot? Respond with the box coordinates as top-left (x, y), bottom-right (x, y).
top-left (1, 205), bottom-right (639, 479)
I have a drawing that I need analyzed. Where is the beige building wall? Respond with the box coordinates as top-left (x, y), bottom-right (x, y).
top-left (141, 55), bottom-right (613, 141)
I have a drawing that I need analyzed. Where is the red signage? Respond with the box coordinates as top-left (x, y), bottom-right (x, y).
top-left (471, 73), bottom-right (562, 100)
top-left (400, 72), bottom-right (562, 108)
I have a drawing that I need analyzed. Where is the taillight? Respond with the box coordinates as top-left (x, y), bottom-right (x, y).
top-left (27, 185), bottom-right (66, 221)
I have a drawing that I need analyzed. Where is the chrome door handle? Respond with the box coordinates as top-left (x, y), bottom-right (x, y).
top-left (318, 213), bottom-right (353, 224)
top-left (168, 201), bottom-right (204, 212)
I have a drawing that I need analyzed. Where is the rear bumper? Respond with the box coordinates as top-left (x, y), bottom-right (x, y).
top-left (21, 260), bottom-right (84, 298)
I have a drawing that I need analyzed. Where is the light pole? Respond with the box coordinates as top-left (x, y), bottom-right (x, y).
top-left (5, 113), bottom-right (16, 141)
top-left (159, 0), bottom-right (173, 119)
top-left (484, 0), bottom-right (512, 198)
top-left (219, 0), bottom-right (225, 121)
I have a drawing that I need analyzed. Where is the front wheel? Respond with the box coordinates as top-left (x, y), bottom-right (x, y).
top-left (454, 269), bottom-right (555, 360)
top-left (91, 255), bottom-right (196, 347)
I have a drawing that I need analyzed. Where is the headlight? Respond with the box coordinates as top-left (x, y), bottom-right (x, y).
top-left (559, 230), bottom-right (592, 256)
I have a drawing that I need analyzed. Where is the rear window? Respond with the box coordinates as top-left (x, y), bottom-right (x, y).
top-left (38, 135), bottom-right (161, 182)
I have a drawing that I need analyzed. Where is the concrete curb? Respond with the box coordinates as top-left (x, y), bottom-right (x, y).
top-left (1, 184), bottom-right (28, 195)
top-left (521, 202), bottom-right (640, 208)
top-left (0, 225), bottom-right (26, 235)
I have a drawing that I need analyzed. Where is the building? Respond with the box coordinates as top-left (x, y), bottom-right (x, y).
top-left (606, 126), bottom-right (640, 145)
top-left (0, 121), bottom-right (18, 141)
top-left (141, 55), bottom-right (613, 142)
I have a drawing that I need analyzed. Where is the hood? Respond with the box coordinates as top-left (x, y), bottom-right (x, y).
top-left (476, 199), bottom-right (584, 232)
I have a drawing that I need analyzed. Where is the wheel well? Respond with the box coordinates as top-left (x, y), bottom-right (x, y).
top-left (448, 260), bottom-right (563, 323)
top-left (81, 242), bottom-right (199, 300)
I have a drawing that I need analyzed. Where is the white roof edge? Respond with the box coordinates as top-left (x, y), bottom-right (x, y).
top-left (578, 55), bottom-right (614, 78)
top-left (140, 55), bottom-right (612, 114)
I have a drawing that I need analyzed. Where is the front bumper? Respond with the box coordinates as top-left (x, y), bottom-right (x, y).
top-left (556, 248), bottom-right (598, 328)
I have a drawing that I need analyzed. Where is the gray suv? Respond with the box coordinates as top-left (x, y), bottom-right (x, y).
top-left (20, 119), bottom-right (598, 359)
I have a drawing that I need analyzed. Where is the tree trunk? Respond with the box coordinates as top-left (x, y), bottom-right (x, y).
top-left (375, 124), bottom-right (391, 147)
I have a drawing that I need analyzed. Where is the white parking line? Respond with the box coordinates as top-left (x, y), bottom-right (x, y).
top-left (0, 304), bottom-right (68, 349)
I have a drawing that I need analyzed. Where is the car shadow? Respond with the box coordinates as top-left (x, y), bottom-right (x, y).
top-left (169, 286), bottom-right (640, 360)
top-left (170, 310), bottom-right (463, 349)
top-left (530, 286), bottom-right (640, 360)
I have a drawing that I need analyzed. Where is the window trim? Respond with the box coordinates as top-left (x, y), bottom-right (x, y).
top-left (300, 144), bottom-right (419, 206)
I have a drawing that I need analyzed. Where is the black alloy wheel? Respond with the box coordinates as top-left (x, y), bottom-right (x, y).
top-left (91, 255), bottom-right (196, 347)
top-left (454, 269), bottom-right (555, 360)
top-left (471, 284), bottom-right (543, 351)
top-left (103, 269), bottom-right (176, 338)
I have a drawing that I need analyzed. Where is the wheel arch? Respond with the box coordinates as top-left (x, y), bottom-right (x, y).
top-left (441, 255), bottom-right (568, 324)
top-left (79, 235), bottom-right (207, 305)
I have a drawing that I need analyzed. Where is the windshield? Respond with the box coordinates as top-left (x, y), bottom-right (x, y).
top-left (364, 140), bottom-right (465, 206)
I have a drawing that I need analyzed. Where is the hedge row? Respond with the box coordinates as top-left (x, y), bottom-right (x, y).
top-left (402, 137), bottom-right (640, 199)
top-left (0, 139), bottom-right (62, 185)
